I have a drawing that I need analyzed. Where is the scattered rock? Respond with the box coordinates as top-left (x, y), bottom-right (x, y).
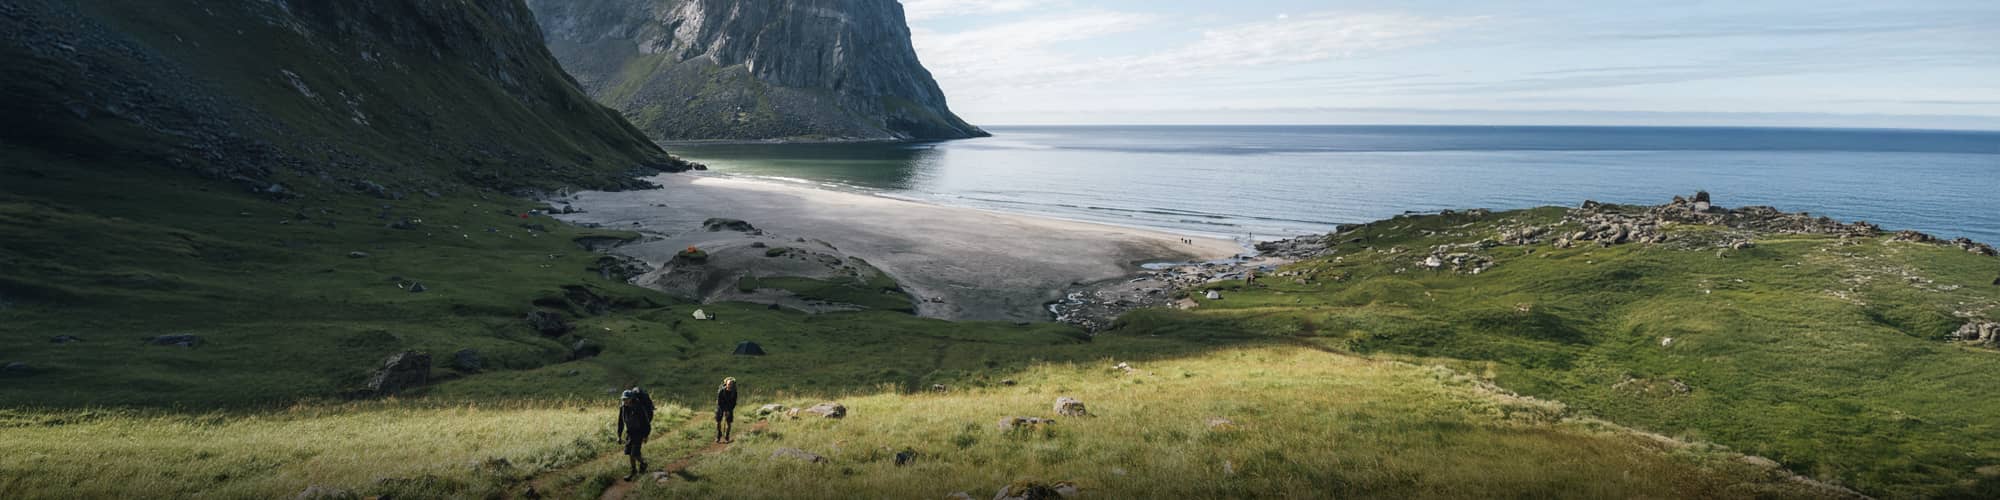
top-left (1205, 417), bottom-right (1236, 431)
top-left (1112, 362), bottom-right (1134, 374)
top-left (569, 338), bottom-right (603, 359)
top-left (1053, 397), bottom-right (1088, 417)
top-left (1952, 321), bottom-right (2000, 347)
top-left (992, 480), bottom-right (1078, 500)
top-left (703, 218), bottom-right (757, 232)
top-left (364, 351), bottom-right (430, 395)
top-left (771, 447), bottom-right (827, 463)
top-left (144, 334), bottom-right (204, 348)
top-left (50, 335), bottom-right (82, 344)
top-left (801, 402), bottom-right (847, 418)
top-left (295, 484), bottom-right (359, 500)
top-left (347, 251), bottom-right (370, 258)
top-left (997, 416), bottom-right (1054, 432)
top-left (525, 311), bottom-right (572, 336)
top-left (452, 349), bottom-right (482, 372)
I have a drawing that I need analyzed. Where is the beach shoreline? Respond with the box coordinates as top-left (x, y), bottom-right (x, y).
top-left (554, 173), bottom-right (1246, 322)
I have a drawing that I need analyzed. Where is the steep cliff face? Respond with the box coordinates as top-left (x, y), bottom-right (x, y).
top-left (526, 0), bottom-right (987, 142)
top-left (1, 0), bottom-right (688, 195)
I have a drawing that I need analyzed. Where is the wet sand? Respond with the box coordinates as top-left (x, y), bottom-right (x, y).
top-left (555, 174), bottom-right (1244, 322)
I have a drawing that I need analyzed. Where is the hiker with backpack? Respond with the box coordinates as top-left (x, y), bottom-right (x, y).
top-left (616, 387), bottom-right (655, 480)
top-left (716, 377), bottom-right (738, 443)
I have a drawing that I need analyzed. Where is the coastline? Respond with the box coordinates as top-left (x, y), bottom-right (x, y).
top-left (554, 173), bottom-right (1244, 322)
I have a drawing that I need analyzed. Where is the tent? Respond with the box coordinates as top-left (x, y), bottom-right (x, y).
top-left (692, 309), bottom-right (711, 320)
top-left (1204, 290), bottom-right (1222, 300)
top-left (733, 341), bottom-right (767, 356)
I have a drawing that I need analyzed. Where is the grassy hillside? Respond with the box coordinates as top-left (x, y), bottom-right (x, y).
top-left (1121, 206), bottom-right (2000, 498)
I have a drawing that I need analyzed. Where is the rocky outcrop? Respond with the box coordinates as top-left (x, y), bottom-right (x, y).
top-left (1053, 397), bottom-right (1088, 417)
top-left (364, 351), bottom-right (431, 395)
top-left (1954, 322), bottom-right (1999, 347)
top-left (525, 0), bottom-right (986, 141)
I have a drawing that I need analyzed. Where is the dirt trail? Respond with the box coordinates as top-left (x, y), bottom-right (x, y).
top-left (594, 420), bottom-right (769, 500)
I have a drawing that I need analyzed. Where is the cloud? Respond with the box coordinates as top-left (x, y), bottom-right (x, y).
top-left (899, 0), bottom-right (1060, 21)
top-left (913, 10), bottom-right (1479, 100)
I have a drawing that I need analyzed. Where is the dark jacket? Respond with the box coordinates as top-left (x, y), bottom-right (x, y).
top-left (717, 386), bottom-right (738, 413)
top-left (617, 399), bottom-right (653, 439)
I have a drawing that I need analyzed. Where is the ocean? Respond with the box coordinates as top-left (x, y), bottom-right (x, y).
top-left (665, 125), bottom-right (2000, 243)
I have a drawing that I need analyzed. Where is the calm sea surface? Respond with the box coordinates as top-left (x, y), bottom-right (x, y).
top-left (667, 126), bottom-right (2000, 243)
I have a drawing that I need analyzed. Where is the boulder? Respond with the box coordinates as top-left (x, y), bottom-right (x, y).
top-left (525, 311), bottom-right (572, 336)
top-left (1953, 322), bottom-right (2000, 346)
top-left (1053, 397), bottom-right (1088, 417)
top-left (145, 334), bottom-right (204, 348)
top-left (1205, 417), bottom-right (1236, 431)
top-left (451, 349), bottom-right (482, 372)
top-left (801, 402), bottom-right (847, 418)
top-left (570, 338), bottom-right (603, 360)
top-left (703, 218), bottom-right (757, 232)
top-left (947, 493), bottom-right (975, 500)
top-left (348, 251), bottom-right (370, 258)
top-left (295, 484), bottom-right (360, 500)
top-left (992, 480), bottom-right (1078, 500)
top-left (364, 351), bottom-right (430, 395)
top-left (997, 416), bottom-right (1055, 432)
top-left (50, 335), bottom-right (82, 344)
top-left (771, 447), bottom-right (827, 463)
top-left (755, 404), bottom-right (788, 417)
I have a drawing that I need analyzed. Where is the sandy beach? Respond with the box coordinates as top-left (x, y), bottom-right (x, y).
top-left (554, 173), bottom-right (1244, 322)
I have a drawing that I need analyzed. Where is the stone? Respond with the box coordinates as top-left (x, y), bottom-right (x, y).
top-left (145, 334), bottom-right (204, 348)
top-left (931, 384), bottom-right (949, 393)
top-left (570, 338), bottom-right (603, 359)
top-left (347, 251), bottom-right (370, 258)
top-left (1953, 322), bottom-right (2000, 346)
top-left (1205, 416), bottom-right (1236, 431)
top-left (295, 484), bottom-right (359, 500)
top-left (1738, 455), bottom-right (1781, 469)
top-left (947, 493), bottom-right (975, 500)
top-left (1000, 379), bottom-right (1017, 386)
top-left (1053, 396), bottom-right (1088, 417)
top-left (50, 335), bottom-right (82, 344)
top-left (452, 349), bottom-right (482, 372)
top-left (991, 480), bottom-right (1077, 500)
top-left (526, 311), bottom-right (572, 336)
top-left (703, 218), bottom-right (758, 232)
top-left (755, 404), bottom-right (788, 417)
top-left (364, 351), bottom-right (430, 395)
top-left (771, 447), bottom-right (827, 463)
top-left (1112, 362), bottom-right (1133, 374)
top-left (801, 402), bottom-right (847, 418)
top-left (750, 242), bottom-right (768, 248)
top-left (997, 416), bottom-right (1054, 432)
top-left (2, 362), bottom-right (30, 375)
top-left (1204, 290), bottom-right (1221, 300)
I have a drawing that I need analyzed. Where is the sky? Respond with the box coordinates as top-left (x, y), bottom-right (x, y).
top-left (897, 0), bottom-right (2000, 129)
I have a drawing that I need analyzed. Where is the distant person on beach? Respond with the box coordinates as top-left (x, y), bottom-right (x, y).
top-left (616, 387), bottom-right (655, 480)
top-left (716, 377), bottom-right (739, 443)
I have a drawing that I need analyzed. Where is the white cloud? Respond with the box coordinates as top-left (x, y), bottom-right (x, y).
top-left (900, 0), bottom-right (1060, 21)
top-left (912, 10), bottom-right (1479, 108)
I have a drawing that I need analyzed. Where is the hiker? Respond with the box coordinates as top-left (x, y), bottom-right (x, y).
top-left (715, 377), bottom-right (739, 443)
top-left (616, 387), bottom-right (655, 480)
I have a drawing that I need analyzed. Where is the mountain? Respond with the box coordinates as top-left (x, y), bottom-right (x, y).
top-left (524, 0), bottom-right (988, 142)
top-left (2, 0), bottom-right (691, 196)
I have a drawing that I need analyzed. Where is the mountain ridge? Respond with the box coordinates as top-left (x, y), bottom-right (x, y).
top-left (526, 0), bottom-right (988, 142)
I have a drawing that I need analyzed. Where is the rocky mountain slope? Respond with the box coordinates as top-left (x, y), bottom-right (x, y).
top-left (2, 0), bottom-right (692, 196)
top-left (525, 0), bottom-right (987, 142)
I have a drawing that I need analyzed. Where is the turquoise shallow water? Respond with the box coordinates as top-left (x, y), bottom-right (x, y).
top-left (666, 125), bottom-right (2000, 243)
